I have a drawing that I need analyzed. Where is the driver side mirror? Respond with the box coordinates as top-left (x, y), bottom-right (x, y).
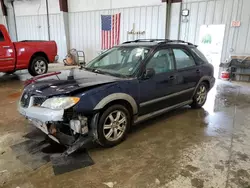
top-left (143, 68), bottom-right (155, 79)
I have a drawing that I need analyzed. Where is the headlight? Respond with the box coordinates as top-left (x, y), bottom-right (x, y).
top-left (41, 97), bottom-right (80, 110)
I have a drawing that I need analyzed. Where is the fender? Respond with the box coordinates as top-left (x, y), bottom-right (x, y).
top-left (94, 93), bottom-right (138, 114)
top-left (192, 76), bottom-right (214, 97)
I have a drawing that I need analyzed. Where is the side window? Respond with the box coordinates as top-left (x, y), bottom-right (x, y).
top-left (173, 49), bottom-right (196, 69)
top-left (146, 49), bottom-right (175, 74)
top-left (0, 31), bottom-right (5, 41)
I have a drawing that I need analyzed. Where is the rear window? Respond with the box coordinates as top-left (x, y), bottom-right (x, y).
top-left (191, 47), bottom-right (209, 63)
top-left (0, 31), bottom-right (4, 41)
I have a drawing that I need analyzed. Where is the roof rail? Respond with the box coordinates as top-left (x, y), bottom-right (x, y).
top-left (164, 40), bottom-right (194, 46)
top-left (122, 39), bottom-right (194, 45)
top-left (123, 39), bottom-right (170, 44)
top-left (134, 39), bottom-right (171, 42)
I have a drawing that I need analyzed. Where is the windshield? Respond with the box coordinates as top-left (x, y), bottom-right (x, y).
top-left (86, 47), bottom-right (151, 77)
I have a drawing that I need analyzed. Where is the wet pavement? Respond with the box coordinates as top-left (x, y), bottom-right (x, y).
top-left (0, 72), bottom-right (250, 188)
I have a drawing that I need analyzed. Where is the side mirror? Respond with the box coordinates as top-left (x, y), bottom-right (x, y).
top-left (144, 68), bottom-right (155, 79)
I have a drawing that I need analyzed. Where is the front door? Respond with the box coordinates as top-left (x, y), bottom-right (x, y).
top-left (0, 29), bottom-right (15, 72)
top-left (138, 48), bottom-right (179, 115)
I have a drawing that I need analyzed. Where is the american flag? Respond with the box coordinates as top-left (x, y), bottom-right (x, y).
top-left (101, 13), bottom-right (121, 50)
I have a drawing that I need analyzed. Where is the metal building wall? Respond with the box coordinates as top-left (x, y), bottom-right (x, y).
top-left (180, 0), bottom-right (250, 62)
top-left (0, 16), bottom-right (5, 25)
top-left (15, 14), bottom-right (65, 61)
top-left (68, 5), bottom-right (166, 62)
top-left (15, 15), bottom-right (48, 40)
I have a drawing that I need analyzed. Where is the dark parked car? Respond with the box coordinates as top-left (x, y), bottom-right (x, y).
top-left (18, 39), bottom-right (215, 153)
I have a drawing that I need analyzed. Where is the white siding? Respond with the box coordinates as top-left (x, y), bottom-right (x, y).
top-left (50, 14), bottom-right (67, 60)
top-left (0, 4), bottom-right (7, 27)
top-left (16, 15), bottom-right (48, 41)
top-left (15, 14), bottom-right (65, 61)
top-left (9, 0), bottom-right (166, 63)
top-left (69, 5), bottom-right (166, 62)
top-left (169, 3), bottom-right (181, 40)
top-left (13, 0), bottom-right (66, 61)
top-left (0, 16), bottom-right (6, 26)
top-left (68, 0), bottom-right (163, 12)
top-left (179, 0), bottom-right (250, 62)
top-left (14, 0), bottom-right (60, 16)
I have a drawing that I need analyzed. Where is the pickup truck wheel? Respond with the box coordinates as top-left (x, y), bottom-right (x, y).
top-left (29, 56), bottom-right (48, 76)
top-left (97, 105), bottom-right (131, 147)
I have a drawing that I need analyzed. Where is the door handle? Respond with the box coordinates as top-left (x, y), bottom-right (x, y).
top-left (3, 46), bottom-right (10, 49)
top-left (196, 69), bottom-right (201, 73)
top-left (159, 75), bottom-right (176, 83)
top-left (169, 75), bottom-right (175, 80)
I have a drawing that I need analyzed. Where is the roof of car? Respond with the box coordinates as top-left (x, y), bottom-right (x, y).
top-left (117, 39), bottom-right (197, 48)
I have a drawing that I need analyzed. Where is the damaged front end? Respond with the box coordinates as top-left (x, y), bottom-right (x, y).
top-left (46, 114), bottom-right (89, 146)
top-left (18, 92), bottom-right (98, 154)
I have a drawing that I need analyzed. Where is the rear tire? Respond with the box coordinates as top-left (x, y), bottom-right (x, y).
top-left (97, 104), bottom-right (131, 147)
top-left (29, 56), bottom-right (48, 76)
top-left (190, 82), bottom-right (208, 109)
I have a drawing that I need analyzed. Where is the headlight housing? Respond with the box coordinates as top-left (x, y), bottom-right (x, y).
top-left (41, 97), bottom-right (80, 110)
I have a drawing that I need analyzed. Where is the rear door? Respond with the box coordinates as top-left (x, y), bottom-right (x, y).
top-left (138, 47), bottom-right (179, 115)
top-left (0, 27), bottom-right (15, 72)
top-left (172, 47), bottom-right (202, 103)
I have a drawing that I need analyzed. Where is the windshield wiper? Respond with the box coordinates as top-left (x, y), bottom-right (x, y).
top-left (82, 67), bottom-right (105, 75)
top-left (83, 67), bottom-right (129, 78)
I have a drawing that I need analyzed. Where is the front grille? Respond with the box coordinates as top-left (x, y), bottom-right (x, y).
top-left (64, 108), bottom-right (75, 120)
top-left (20, 92), bottom-right (47, 108)
top-left (20, 92), bottom-right (30, 108)
top-left (33, 96), bottom-right (47, 107)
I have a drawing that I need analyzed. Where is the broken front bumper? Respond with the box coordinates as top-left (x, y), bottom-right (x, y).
top-left (19, 106), bottom-right (64, 122)
top-left (18, 105), bottom-right (91, 147)
top-left (18, 105), bottom-right (64, 144)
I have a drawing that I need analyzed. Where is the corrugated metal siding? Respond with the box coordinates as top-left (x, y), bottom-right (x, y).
top-left (69, 5), bottom-right (165, 62)
top-left (0, 16), bottom-right (6, 26)
top-left (16, 15), bottom-right (48, 40)
top-left (15, 14), bottom-right (65, 61)
top-left (180, 0), bottom-right (250, 62)
top-left (49, 14), bottom-right (66, 61)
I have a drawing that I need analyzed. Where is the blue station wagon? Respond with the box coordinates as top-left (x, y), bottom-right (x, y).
top-left (18, 39), bottom-right (215, 153)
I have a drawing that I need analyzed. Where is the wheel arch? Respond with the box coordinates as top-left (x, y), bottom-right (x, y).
top-left (94, 93), bottom-right (138, 115)
top-left (192, 76), bottom-right (212, 97)
top-left (29, 51), bottom-right (49, 69)
top-left (201, 80), bottom-right (210, 89)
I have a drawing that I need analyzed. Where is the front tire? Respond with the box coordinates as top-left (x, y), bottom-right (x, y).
top-left (29, 56), bottom-right (48, 76)
top-left (97, 105), bottom-right (131, 147)
top-left (190, 82), bottom-right (208, 109)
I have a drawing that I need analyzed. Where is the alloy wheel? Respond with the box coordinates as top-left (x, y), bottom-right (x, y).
top-left (196, 85), bottom-right (207, 105)
top-left (103, 110), bottom-right (127, 142)
top-left (34, 60), bottom-right (46, 74)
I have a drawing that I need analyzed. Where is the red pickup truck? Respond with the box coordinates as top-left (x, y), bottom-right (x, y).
top-left (0, 24), bottom-right (57, 76)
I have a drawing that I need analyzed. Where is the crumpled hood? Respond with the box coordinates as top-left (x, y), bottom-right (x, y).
top-left (25, 68), bottom-right (122, 97)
